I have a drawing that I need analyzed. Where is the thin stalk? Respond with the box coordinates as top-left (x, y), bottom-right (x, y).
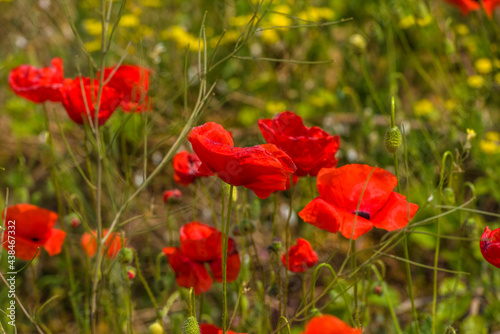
top-left (222, 185), bottom-right (234, 333)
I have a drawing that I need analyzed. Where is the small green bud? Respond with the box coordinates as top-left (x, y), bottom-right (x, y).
top-left (126, 266), bottom-right (136, 280)
top-left (384, 126), bottom-right (402, 153)
top-left (148, 322), bottom-right (164, 334)
top-left (232, 224), bottom-right (241, 236)
top-left (182, 316), bottom-right (200, 334)
top-left (120, 248), bottom-right (134, 264)
top-left (240, 219), bottom-right (256, 235)
top-left (443, 187), bottom-right (456, 205)
top-left (310, 308), bottom-right (322, 317)
top-left (269, 237), bottom-right (282, 253)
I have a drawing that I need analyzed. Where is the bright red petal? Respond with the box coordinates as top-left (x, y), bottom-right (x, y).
top-left (209, 238), bottom-right (241, 283)
top-left (301, 315), bottom-right (361, 334)
top-left (299, 198), bottom-right (342, 234)
top-left (281, 238), bottom-right (318, 273)
top-left (444, 0), bottom-right (481, 15)
top-left (317, 165), bottom-right (397, 217)
top-left (480, 226), bottom-right (500, 269)
top-left (4, 204), bottom-right (58, 244)
top-left (43, 229), bottom-right (67, 256)
top-left (180, 222), bottom-right (222, 262)
top-left (371, 192), bottom-right (419, 231)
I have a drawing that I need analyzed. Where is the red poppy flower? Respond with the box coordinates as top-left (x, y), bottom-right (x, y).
top-left (163, 189), bottom-right (182, 204)
top-left (163, 247), bottom-right (213, 295)
top-left (445, 0), bottom-right (500, 16)
top-left (8, 58), bottom-right (64, 103)
top-left (188, 122), bottom-right (296, 199)
top-left (173, 151), bottom-right (211, 186)
top-left (299, 164), bottom-right (419, 240)
top-left (81, 229), bottom-right (126, 258)
top-left (199, 324), bottom-right (245, 334)
top-left (281, 238), bottom-right (318, 273)
top-left (163, 222), bottom-right (241, 294)
top-left (2, 204), bottom-right (66, 261)
top-left (100, 65), bottom-right (152, 112)
top-left (59, 77), bottom-right (122, 125)
top-left (480, 226), bottom-right (500, 269)
top-left (258, 111), bottom-right (340, 177)
top-left (180, 222), bottom-right (222, 262)
top-left (301, 315), bottom-right (361, 334)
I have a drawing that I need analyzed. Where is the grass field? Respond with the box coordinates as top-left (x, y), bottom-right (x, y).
top-left (1, 0), bottom-right (500, 333)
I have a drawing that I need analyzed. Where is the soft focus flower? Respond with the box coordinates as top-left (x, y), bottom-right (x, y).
top-left (298, 7), bottom-right (335, 21)
top-left (299, 164), bottom-right (419, 240)
top-left (494, 72), bottom-right (500, 85)
top-left (60, 77), bottom-right (122, 125)
top-left (467, 75), bottom-right (485, 88)
top-left (349, 34), bottom-right (367, 51)
top-left (172, 151), bottom-right (210, 186)
top-left (2, 204), bottom-right (66, 261)
top-left (162, 189), bottom-right (182, 204)
top-left (8, 58), bottom-right (64, 103)
top-left (199, 324), bottom-right (244, 334)
top-left (475, 58), bottom-right (493, 74)
top-left (163, 222), bottom-right (241, 294)
top-left (399, 15), bottom-right (416, 29)
top-left (188, 122), bottom-right (296, 199)
top-left (301, 315), bottom-right (361, 334)
top-left (455, 24), bottom-right (470, 35)
top-left (480, 226), bottom-right (500, 269)
top-left (480, 131), bottom-right (500, 154)
top-left (258, 111), bottom-right (340, 177)
top-left (81, 229), bottom-right (126, 258)
top-left (444, 0), bottom-right (481, 15)
top-left (100, 65), bottom-right (152, 112)
top-left (281, 238), bottom-right (318, 273)
top-left (413, 99), bottom-right (434, 117)
top-left (161, 26), bottom-right (203, 52)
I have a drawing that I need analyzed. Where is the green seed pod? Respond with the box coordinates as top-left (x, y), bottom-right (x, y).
top-left (384, 126), bottom-right (402, 153)
top-left (240, 219), bottom-right (256, 234)
top-left (443, 187), bottom-right (456, 205)
top-left (269, 237), bottom-right (282, 253)
top-left (120, 247), bottom-right (134, 264)
top-left (182, 316), bottom-right (200, 334)
top-left (148, 322), bottom-right (164, 334)
top-left (310, 308), bottom-right (322, 317)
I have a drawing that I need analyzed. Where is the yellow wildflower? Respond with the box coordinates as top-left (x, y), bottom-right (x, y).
top-left (161, 26), bottom-right (203, 52)
top-left (298, 7), bottom-right (335, 21)
top-left (475, 58), bottom-right (493, 75)
top-left (141, 0), bottom-right (162, 7)
top-left (119, 14), bottom-right (140, 28)
top-left (417, 15), bottom-right (432, 27)
top-left (413, 99), bottom-right (433, 117)
top-left (445, 99), bottom-right (457, 111)
top-left (480, 131), bottom-right (500, 154)
top-left (229, 15), bottom-right (254, 27)
top-left (467, 75), bottom-right (484, 88)
top-left (349, 34), bottom-right (367, 51)
top-left (266, 101), bottom-right (287, 115)
top-left (85, 39), bottom-right (102, 53)
top-left (83, 19), bottom-right (102, 36)
top-left (455, 24), bottom-right (469, 36)
top-left (399, 15), bottom-right (415, 29)
top-left (466, 128), bottom-right (477, 141)
top-left (261, 29), bottom-right (280, 44)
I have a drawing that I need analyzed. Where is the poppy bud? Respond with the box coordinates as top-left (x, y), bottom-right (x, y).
top-left (309, 308), bottom-right (321, 317)
top-left (126, 266), bottom-right (136, 280)
top-left (374, 285), bottom-right (383, 296)
top-left (443, 187), bottom-right (456, 205)
top-left (64, 213), bottom-right (81, 228)
top-left (120, 248), bottom-right (134, 264)
top-left (240, 219), bottom-right (256, 235)
top-left (148, 322), bottom-right (164, 334)
top-left (269, 238), bottom-right (282, 253)
top-left (182, 316), bottom-right (200, 334)
top-left (163, 189), bottom-right (182, 204)
top-left (384, 126), bottom-right (402, 153)
top-left (232, 225), bottom-right (241, 236)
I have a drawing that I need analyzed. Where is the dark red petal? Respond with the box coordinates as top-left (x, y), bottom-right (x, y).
top-left (199, 324), bottom-right (220, 334)
top-left (101, 65), bottom-right (152, 112)
top-left (281, 238), bottom-right (318, 273)
top-left (317, 165), bottom-right (397, 217)
top-left (480, 226), bottom-right (500, 269)
top-left (299, 198), bottom-right (342, 234)
top-left (210, 238), bottom-right (241, 283)
top-left (60, 77), bottom-right (122, 126)
top-left (180, 222), bottom-right (222, 262)
top-left (2, 235), bottom-right (41, 261)
top-left (301, 315), bottom-right (361, 334)
top-left (163, 247), bottom-right (213, 295)
top-left (371, 192), bottom-right (419, 231)
top-left (338, 212), bottom-right (374, 240)
top-left (43, 229), bottom-right (67, 256)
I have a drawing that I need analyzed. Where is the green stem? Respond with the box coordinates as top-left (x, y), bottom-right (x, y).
top-left (132, 249), bottom-right (161, 323)
top-left (222, 184), bottom-right (234, 334)
top-left (283, 174), bottom-right (294, 317)
top-left (352, 241), bottom-right (360, 328)
top-left (372, 265), bottom-right (402, 333)
top-left (432, 151), bottom-right (454, 334)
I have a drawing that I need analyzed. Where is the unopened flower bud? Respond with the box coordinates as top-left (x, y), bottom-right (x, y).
top-left (126, 266), bottom-right (136, 280)
top-left (232, 225), bottom-right (241, 236)
top-left (64, 213), bottom-right (81, 228)
top-left (240, 219), bottom-right (256, 235)
top-left (121, 248), bottom-right (134, 264)
top-left (182, 316), bottom-right (200, 334)
top-left (374, 285), bottom-right (383, 296)
top-left (148, 322), bottom-right (164, 334)
top-left (384, 126), bottom-right (402, 153)
top-left (269, 238), bottom-right (282, 253)
top-left (310, 308), bottom-right (321, 316)
top-left (163, 189), bottom-right (182, 204)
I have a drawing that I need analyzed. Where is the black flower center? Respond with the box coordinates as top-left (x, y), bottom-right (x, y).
top-left (31, 238), bottom-right (40, 242)
top-left (353, 211), bottom-right (371, 220)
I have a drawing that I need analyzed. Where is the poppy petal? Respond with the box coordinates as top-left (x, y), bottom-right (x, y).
top-left (480, 226), bottom-right (500, 269)
top-left (180, 222), bottom-right (222, 262)
top-left (371, 192), bottom-right (419, 231)
top-left (299, 198), bottom-right (342, 234)
top-left (43, 229), bottom-right (67, 256)
top-left (209, 238), bottom-right (241, 283)
top-left (281, 238), bottom-right (318, 273)
top-left (301, 314), bottom-right (361, 334)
